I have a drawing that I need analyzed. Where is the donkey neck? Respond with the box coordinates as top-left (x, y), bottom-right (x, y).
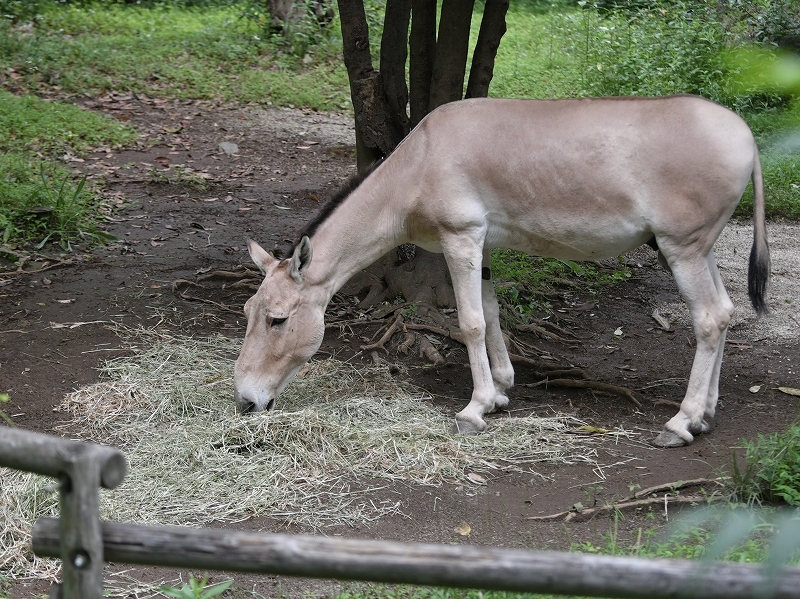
top-left (304, 164), bottom-right (408, 300)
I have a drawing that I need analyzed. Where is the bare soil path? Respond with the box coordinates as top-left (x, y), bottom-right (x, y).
top-left (2, 98), bottom-right (798, 598)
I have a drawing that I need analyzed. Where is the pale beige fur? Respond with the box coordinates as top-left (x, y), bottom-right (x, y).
top-left (234, 96), bottom-right (769, 447)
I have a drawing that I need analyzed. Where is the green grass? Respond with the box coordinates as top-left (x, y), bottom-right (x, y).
top-left (0, 89), bottom-right (136, 248)
top-left (730, 424), bottom-right (800, 507)
top-left (329, 507), bottom-right (800, 599)
top-left (0, 3), bottom-right (350, 109)
top-left (0, 88), bottom-right (136, 156)
top-left (490, 249), bottom-right (630, 323)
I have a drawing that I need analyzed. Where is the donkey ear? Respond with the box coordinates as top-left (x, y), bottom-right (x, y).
top-left (245, 236), bottom-right (276, 276)
top-left (289, 236), bottom-right (313, 282)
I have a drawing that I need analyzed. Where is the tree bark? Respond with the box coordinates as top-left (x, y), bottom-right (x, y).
top-left (338, 0), bottom-right (400, 165)
top-left (428, 0), bottom-right (476, 110)
top-left (408, 0), bottom-right (436, 128)
top-left (380, 0), bottom-right (411, 139)
top-left (466, 0), bottom-right (509, 99)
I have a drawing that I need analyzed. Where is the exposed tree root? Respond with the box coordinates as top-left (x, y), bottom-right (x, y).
top-left (405, 322), bottom-right (464, 344)
top-left (527, 477), bottom-right (726, 522)
top-left (509, 352), bottom-right (586, 379)
top-left (397, 332), bottom-right (416, 354)
top-left (419, 336), bottom-right (446, 365)
top-left (516, 322), bottom-right (566, 341)
top-left (361, 314), bottom-right (404, 351)
top-left (524, 377), bottom-right (642, 408)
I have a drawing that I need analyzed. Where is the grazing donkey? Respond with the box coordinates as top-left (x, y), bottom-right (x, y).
top-left (234, 95), bottom-right (769, 447)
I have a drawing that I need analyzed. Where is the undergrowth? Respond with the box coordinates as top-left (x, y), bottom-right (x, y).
top-left (490, 249), bottom-right (630, 324)
top-left (730, 423), bottom-right (800, 506)
top-left (0, 89), bottom-right (135, 248)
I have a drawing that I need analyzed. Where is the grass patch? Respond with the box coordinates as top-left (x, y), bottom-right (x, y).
top-left (0, 89), bottom-right (136, 248)
top-left (0, 153), bottom-right (113, 249)
top-left (0, 328), bottom-right (624, 581)
top-left (0, 4), bottom-right (351, 109)
top-left (730, 424), bottom-right (800, 507)
top-left (491, 249), bottom-right (630, 323)
top-left (0, 89), bottom-right (136, 157)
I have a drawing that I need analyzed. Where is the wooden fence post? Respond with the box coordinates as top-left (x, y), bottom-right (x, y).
top-left (0, 427), bottom-right (127, 599)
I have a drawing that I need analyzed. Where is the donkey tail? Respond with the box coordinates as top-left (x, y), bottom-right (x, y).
top-left (748, 144), bottom-right (770, 316)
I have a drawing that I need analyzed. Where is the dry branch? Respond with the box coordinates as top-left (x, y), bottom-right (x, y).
top-left (528, 478), bottom-right (725, 522)
top-left (528, 495), bottom-right (711, 522)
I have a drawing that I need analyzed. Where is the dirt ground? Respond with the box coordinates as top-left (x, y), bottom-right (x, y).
top-left (1, 96), bottom-right (799, 598)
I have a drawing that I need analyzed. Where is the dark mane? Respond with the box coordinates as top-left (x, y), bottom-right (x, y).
top-left (281, 160), bottom-right (382, 258)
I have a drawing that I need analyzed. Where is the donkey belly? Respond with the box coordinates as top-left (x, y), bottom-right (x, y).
top-left (485, 213), bottom-right (653, 260)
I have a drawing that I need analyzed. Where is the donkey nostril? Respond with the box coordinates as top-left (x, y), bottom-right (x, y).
top-left (241, 401), bottom-right (257, 414)
top-left (266, 398), bottom-right (275, 411)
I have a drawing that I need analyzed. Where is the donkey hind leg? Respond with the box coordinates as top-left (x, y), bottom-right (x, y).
top-left (704, 253), bottom-right (735, 422)
top-left (653, 251), bottom-right (734, 447)
top-left (440, 232), bottom-right (496, 434)
top-left (482, 249), bottom-right (514, 412)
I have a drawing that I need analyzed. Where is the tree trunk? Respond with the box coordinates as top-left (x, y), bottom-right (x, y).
top-left (408, 1), bottom-right (436, 128)
top-left (338, 0), bottom-right (400, 164)
top-left (466, 0), bottom-right (509, 99)
top-left (428, 0), bottom-right (475, 110)
top-left (337, 0), bottom-right (508, 309)
top-left (380, 0), bottom-right (411, 139)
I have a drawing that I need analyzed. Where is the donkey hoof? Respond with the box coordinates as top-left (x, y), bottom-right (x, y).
top-left (690, 419), bottom-right (711, 435)
top-left (651, 428), bottom-right (692, 448)
top-left (492, 394), bottom-right (510, 412)
top-left (452, 417), bottom-right (487, 435)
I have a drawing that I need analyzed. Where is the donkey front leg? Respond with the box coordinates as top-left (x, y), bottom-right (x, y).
top-left (441, 233), bottom-right (497, 434)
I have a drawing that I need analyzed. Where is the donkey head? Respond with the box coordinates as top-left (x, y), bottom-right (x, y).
top-left (233, 236), bottom-right (325, 414)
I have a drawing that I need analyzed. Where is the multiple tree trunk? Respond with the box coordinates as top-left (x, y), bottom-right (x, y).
top-left (336, 0), bottom-right (510, 307)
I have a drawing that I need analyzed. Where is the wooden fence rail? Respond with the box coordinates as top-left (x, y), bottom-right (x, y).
top-left (2, 425), bottom-right (800, 599)
top-left (31, 518), bottom-right (800, 599)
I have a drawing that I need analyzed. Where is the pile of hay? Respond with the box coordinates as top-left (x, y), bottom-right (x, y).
top-left (1, 329), bottom-right (623, 579)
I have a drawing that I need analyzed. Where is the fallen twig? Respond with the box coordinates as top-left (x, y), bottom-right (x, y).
top-left (528, 477), bottom-right (726, 522)
top-left (196, 269), bottom-right (258, 282)
top-left (177, 292), bottom-right (240, 314)
top-left (528, 495), bottom-right (712, 522)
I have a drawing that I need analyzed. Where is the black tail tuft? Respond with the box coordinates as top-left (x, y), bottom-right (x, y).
top-left (748, 241), bottom-right (770, 316)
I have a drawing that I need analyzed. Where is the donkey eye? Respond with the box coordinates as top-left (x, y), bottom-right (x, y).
top-left (271, 317), bottom-right (287, 327)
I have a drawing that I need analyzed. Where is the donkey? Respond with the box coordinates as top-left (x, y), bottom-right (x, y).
top-left (234, 95), bottom-right (769, 447)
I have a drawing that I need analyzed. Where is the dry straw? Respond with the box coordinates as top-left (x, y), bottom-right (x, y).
top-left (1, 328), bottom-right (624, 580)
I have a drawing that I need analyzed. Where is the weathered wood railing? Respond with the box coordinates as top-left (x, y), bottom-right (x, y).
top-left (2, 426), bottom-right (800, 599)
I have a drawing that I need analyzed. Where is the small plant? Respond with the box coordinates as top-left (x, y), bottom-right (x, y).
top-left (159, 573), bottom-right (233, 599)
top-left (490, 248), bottom-right (630, 323)
top-left (0, 393), bottom-right (13, 426)
top-left (30, 166), bottom-right (116, 251)
top-left (730, 424), bottom-right (800, 506)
